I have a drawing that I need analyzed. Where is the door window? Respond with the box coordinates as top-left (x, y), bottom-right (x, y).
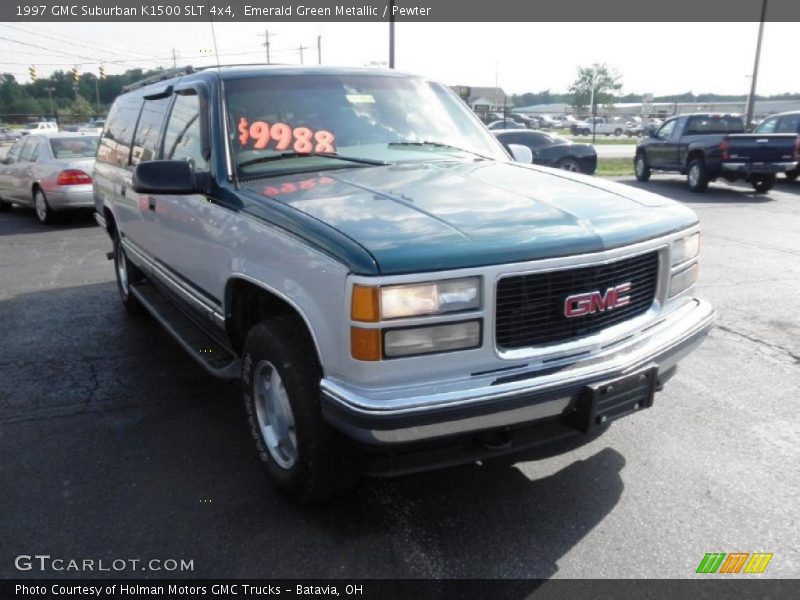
top-left (131, 97), bottom-right (171, 166)
top-left (97, 95), bottom-right (143, 167)
top-left (162, 92), bottom-right (208, 172)
top-left (5, 138), bottom-right (25, 162)
top-left (656, 119), bottom-right (676, 140)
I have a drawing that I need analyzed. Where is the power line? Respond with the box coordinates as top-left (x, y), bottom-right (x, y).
top-left (4, 22), bottom-right (162, 60)
top-left (0, 23), bottom-right (139, 60)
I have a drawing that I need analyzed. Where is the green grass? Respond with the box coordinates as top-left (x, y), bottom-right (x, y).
top-left (596, 158), bottom-right (634, 177)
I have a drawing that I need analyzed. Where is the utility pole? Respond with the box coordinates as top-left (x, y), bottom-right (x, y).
top-left (298, 44), bottom-right (307, 65)
top-left (171, 47), bottom-right (178, 69)
top-left (94, 76), bottom-right (100, 116)
top-left (745, 0), bottom-right (768, 128)
top-left (389, 0), bottom-right (395, 68)
top-left (260, 29), bottom-right (274, 64)
top-left (590, 65), bottom-right (598, 144)
top-left (46, 87), bottom-right (55, 116)
top-left (317, 35), bottom-right (322, 65)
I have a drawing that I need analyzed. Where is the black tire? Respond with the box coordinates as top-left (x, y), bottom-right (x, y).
top-left (0, 198), bottom-right (11, 212)
top-left (34, 188), bottom-right (56, 224)
top-left (582, 128), bottom-right (590, 136)
top-left (634, 153), bottom-right (651, 182)
top-left (614, 128), bottom-right (623, 136)
top-left (557, 158), bottom-right (583, 173)
top-left (751, 175), bottom-right (775, 194)
top-left (113, 234), bottom-right (144, 314)
top-left (686, 158), bottom-right (709, 193)
top-left (784, 169), bottom-right (798, 181)
top-left (242, 316), bottom-right (357, 504)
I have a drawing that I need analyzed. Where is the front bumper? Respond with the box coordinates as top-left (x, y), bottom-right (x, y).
top-left (321, 298), bottom-right (715, 446)
top-left (722, 161), bottom-right (798, 175)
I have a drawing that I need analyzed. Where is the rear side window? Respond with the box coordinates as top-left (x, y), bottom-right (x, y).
top-left (19, 137), bottom-right (40, 161)
top-left (97, 95), bottom-right (143, 167)
top-left (131, 97), bottom-right (171, 166)
top-left (163, 93), bottom-right (208, 172)
top-left (777, 115), bottom-right (800, 134)
top-left (685, 116), bottom-right (744, 135)
top-left (755, 117), bottom-right (778, 134)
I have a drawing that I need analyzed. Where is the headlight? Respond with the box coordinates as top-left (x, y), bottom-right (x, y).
top-left (672, 232), bottom-right (700, 266)
top-left (384, 320), bottom-right (482, 358)
top-left (352, 277), bottom-right (481, 321)
top-left (349, 278), bottom-right (483, 360)
top-left (669, 263), bottom-right (698, 297)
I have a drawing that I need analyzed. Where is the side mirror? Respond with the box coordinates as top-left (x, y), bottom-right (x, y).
top-left (132, 160), bottom-right (198, 194)
top-left (507, 143), bottom-right (533, 164)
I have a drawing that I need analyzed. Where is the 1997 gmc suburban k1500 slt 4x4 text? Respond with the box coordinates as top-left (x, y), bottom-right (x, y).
top-left (93, 66), bottom-right (715, 503)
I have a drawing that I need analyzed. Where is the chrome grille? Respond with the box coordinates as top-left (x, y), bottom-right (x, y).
top-left (495, 251), bottom-right (659, 349)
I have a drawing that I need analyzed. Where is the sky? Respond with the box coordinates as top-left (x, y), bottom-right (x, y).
top-left (0, 21), bottom-right (798, 97)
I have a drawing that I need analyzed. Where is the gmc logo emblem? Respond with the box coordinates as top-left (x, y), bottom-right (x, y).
top-left (564, 282), bottom-right (632, 318)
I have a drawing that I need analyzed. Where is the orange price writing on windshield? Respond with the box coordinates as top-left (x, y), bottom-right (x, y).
top-left (238, 117), bottom-right (335, 153)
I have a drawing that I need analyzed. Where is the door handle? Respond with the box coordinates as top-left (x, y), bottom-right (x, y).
top-left (148, 196), bottom-right (156, 212)
top-left (120, 184), bottom-right (126, 197)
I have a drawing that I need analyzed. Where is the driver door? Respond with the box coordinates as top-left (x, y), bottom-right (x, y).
top-left (648, 118), bottom-right (679, 169)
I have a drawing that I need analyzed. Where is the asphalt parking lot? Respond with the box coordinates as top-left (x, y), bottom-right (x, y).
top-left (1, 175), bottom-right (798, 579)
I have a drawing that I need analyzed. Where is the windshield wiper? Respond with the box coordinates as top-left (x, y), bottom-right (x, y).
top-left (238, 151), bottom-right (387, 170)
top-left (387, 140), bottom-right (490, 160)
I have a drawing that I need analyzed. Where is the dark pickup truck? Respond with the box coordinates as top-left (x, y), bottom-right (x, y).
top-left (751, 110), bottom-right (800, 180)
top-left (634, 113), bottom-right (799, 193)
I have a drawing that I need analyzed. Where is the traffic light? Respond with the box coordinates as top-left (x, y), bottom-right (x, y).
top-left (29, 65), bottom-right (37, 81)
top-left (98, 64), bottom-right (105, 80)
top-left (72, 66), bottom-right (80, 84)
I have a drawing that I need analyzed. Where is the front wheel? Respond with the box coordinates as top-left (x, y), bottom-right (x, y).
top-left (751, 175), bottom-right (775, 194)
top-left (242, 316), bottom-right (357, 504)
top-left (614, 128), bottom-right (623, 136)
top-left (687, 159), bottom-right (709, 193)
top-left (557, 158), bottom-right (582, 173)
top-left (784, 169), bottom-right (798, 181)
top-left (634, 153), bottom-right (651, 182)
top-left (0, 198), bottom-right (11, 212)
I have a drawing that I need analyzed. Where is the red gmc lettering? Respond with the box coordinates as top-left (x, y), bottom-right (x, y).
top-left (564, 282), bottom-right (631, 318)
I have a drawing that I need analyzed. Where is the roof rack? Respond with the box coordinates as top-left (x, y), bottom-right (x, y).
top-left (194, 63), bottom-right (284, 71)
top-left (121, 66), bottom-right (196, 93)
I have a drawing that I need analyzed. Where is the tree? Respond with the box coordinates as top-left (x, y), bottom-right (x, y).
top-left (64, 95), bottom-right (95, 120)
top-left (568, 63), bottom-right (622, 111)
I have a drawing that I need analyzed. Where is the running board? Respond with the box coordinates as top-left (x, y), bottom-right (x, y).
top-left (130, 281), bottom-right (241, 380)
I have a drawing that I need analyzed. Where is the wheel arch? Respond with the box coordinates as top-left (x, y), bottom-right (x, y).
top-left (686, 148), bottom-right (705, 166)
top-left (224, 276), bottom-right (322, 364)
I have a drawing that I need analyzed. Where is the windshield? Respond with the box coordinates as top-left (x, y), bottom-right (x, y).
top-left (224, 74), bottom-right (508, 178)
top-left (49, 136), bottom-right (99, 159)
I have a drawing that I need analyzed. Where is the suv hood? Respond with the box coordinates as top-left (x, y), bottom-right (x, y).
top-left (243, 161), bottom-right (697, 275)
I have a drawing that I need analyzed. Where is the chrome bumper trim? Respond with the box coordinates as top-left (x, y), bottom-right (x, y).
top-left (722, 161), bottom-right (798, 172)
top-left (321, 298), bottom-right (715, 444)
